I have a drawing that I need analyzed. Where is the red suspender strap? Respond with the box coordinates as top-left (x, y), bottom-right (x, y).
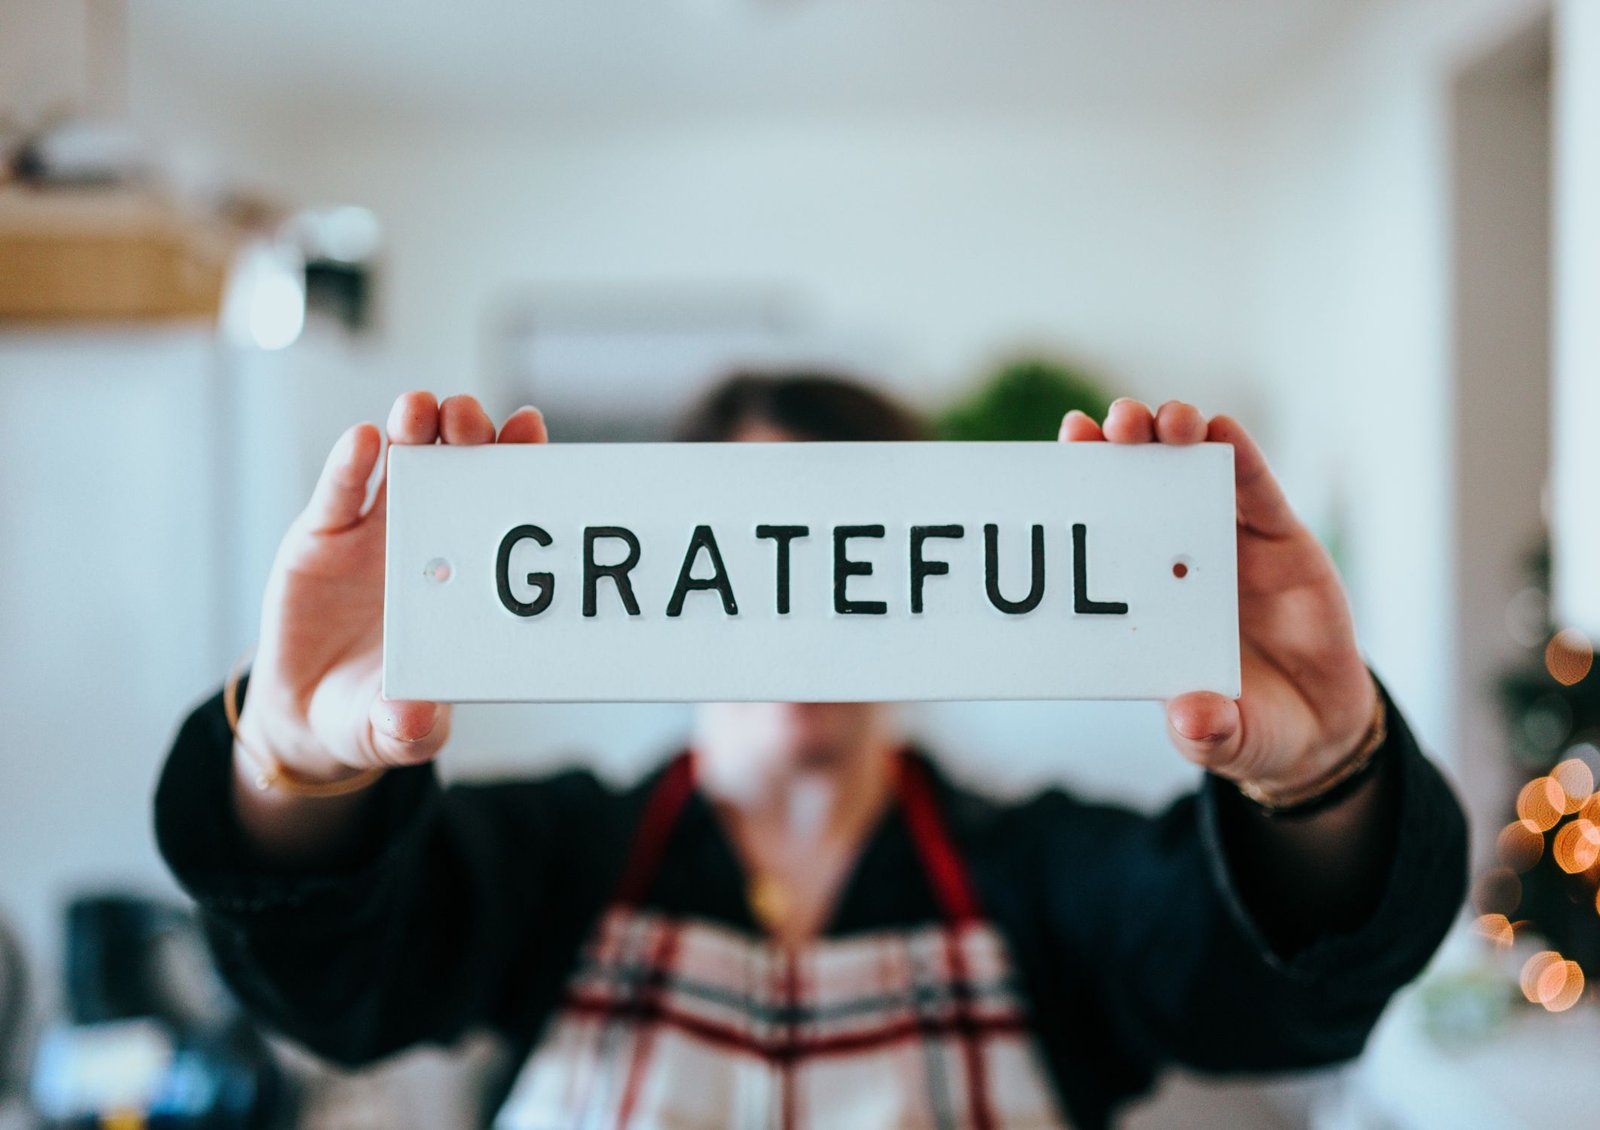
top-left (613, 751), bottom-right (697, 907)
top-left (895, 749), bottom-right (983, 924)
top-left (618, 748), bottom-right (983, 921)
top-left (897, 748), bottom-right (996, 1130)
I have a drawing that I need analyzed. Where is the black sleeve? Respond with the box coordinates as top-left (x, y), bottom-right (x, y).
top-left (1028, 671), bottom-right (1468, 1076)
top-left (152, 685), bottom-right (631, 1067)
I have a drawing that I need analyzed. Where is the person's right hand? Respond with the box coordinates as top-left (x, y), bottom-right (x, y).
top-left (236, 392), bottom-right (548, 786)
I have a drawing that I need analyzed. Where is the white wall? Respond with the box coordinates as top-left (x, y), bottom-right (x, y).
top-left (1240, 0), bottom-right (1547, 778)
top-left (284, 111), bottom-right (1259, 412)
top-left (1451, 23), bottom-right (1552, 868)
top-left (1552, 0), bottom-right (1600, 637)
top-left (0, 0), bottom-right (94, 125)
top-left (0, 331), bottom-right (223, 980)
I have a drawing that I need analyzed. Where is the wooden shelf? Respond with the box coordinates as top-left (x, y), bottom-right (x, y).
top-left (0, 186), bottom-right (238, 322)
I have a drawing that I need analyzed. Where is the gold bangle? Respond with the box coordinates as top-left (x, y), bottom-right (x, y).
top-left (1236, 674), bottom-right (1389, 812)
top-left (224, 647), bottom-right (386, 799)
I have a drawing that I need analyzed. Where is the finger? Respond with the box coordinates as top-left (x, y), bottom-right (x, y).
top-left (1102, 398), bottom-right (1155, 444)
top-left (439, 395), bottom-right (496, 445)
top-left (1165, 691), bottom-right (1245, 772)
top-left (1153, 400), bottom-right (1206, 445)
top-left (1057, 409), bottom-right (1105, 442)
top-left (372, 391), bottom-right (437, 520)
top-left (367, 697), bottom-right (452, 767)
top-left (1206, 414), bottom-right (1298, 539)
top-left (497, 406), bottom-right (549, 445)
top-left (387, 391), bottom-right (439, 446)
top-left (301, 422), bottom-right (382, 534)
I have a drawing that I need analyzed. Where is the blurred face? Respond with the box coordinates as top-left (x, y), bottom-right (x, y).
top-left (691, 420), bottom-right (898, 791)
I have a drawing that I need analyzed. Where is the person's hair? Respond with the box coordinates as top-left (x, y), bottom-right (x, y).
top-left (674, 371), bottom-right (929, 443)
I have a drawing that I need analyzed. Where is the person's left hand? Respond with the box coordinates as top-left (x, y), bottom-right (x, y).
top-left (1060, 399), bottom-right (1380, 797)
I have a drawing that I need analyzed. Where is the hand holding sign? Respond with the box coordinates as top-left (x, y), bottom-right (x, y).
top-left (238, 388), bottom-right (1374, 816)
top-left (1061, 398), bottom-right (1382, 802)
top-left (234, 393), bottom-right (547, 793)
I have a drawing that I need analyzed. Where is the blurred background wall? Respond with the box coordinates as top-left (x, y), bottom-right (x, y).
top-left (3, 0), bottom-right (1598, 1125)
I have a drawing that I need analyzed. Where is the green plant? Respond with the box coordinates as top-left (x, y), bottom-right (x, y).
top-left (937, 357), bottom-right (1115, 442)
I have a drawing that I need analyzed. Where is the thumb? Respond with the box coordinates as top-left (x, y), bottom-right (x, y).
top-left (366, 697), bottom-right (452, 767)
top-left (302, 422), bottom-right (383, 534)
top-left (1165, 691), bottom-right (1245, 775)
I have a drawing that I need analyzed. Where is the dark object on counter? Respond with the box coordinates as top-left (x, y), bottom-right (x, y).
top-left (32, 893), bottom-right (287, 1130)
top-left (0, 911), bottom-right (27, 1102)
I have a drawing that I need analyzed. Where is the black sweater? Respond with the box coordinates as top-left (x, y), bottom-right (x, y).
top-left (154, 674), bottom-right (1467, 1128)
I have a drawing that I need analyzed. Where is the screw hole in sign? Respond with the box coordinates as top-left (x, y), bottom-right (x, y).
top-left (1172, 557), bottom-right (1192, 580)
top-left (424, 557), bottom-right (453, 584)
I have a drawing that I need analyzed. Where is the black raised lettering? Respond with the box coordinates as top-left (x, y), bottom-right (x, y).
top-left (583, 526), bottom-right (642, 617)
top-left (496, 524), bottom-right (554, 617)
top-left (667, 525), bottom-right (739, 617)
top-left (1073, 523), bottom-right (1129, 615)
top-left (984, 523), bottom-right (1045, 614)
top-left (910, 525), bottom-right (964, 614)
top-left (834, 525), bottom-right (887, 615)
top-left (756, 525), bottom-right (810, 615)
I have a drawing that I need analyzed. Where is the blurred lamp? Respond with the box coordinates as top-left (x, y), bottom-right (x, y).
top-left (221, 239), bottom-right (306, 351)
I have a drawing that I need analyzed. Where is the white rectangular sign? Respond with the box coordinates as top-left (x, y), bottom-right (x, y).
top-left (383, 442), bottom-right (1240, 702)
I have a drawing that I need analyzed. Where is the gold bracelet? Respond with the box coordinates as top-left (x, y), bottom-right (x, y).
top-left (224, 647), bottom-right (386, 799)
top-left (1236, 674), bottom-right (1389, 813)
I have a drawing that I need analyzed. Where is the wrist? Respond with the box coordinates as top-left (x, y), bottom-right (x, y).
top-left (1235, 672), bottom-right (1388, 814)
top-left (234, 710), bottom-right (373, 792)
top-left (228, 660), bottom-right (385, 798)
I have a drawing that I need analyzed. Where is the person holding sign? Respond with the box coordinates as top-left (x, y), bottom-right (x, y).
top-left (155, 376), bottom-right (1465, 1130)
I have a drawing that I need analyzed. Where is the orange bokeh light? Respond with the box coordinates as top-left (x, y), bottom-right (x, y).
top-left (1581, 793), bottom-right (1600, 825)
top-left (1522, 950), bottom-right (1561, 1001)
top-left (1498, 820), bottom-right (1545, 872)
top-left (1546, 629), bottom-right (1594, 687)
top-left (1553, 820), bottom-right (1600, 873)
top-left (1546, 962), bottom-right (1585, 1011)
top-left (1518, 777), bottom-right (1565, 832)
top-left (1520, 950), bottom-right (1587, 1012)
top-left (1552, 758), bottom-right (1595, 811)
top-left (1474, 913), bottom-right (1514, 947)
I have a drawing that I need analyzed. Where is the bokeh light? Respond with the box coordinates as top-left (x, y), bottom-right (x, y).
top-left (1520, 697), bottom-right (1575, 754)
top-left (1552, 819), bottom-right (1600, 873)
top-left (1580, 791), bottom-right (1600, 825)
top-left (1551, 757), bottom-right (1595, 810)
top-left (1474, 912), bottom-right (1515, 947)
top-left (1520, 951), bottom-right (1587, 1012)
top-left (1517, 777), bottom-right (1565, 832)
top-left (1545, 628), bottom-right (1594, 687)
top-left (1552, 963), bottom-right (1583, 1011)
top-left (1521, 950), bottom-right (1560, 1001)
top-left (1497, 820), bottom-right (1545, 872)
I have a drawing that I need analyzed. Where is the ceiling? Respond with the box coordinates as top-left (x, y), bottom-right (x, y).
top-left (128, 0), bottom-right (1368, 129)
